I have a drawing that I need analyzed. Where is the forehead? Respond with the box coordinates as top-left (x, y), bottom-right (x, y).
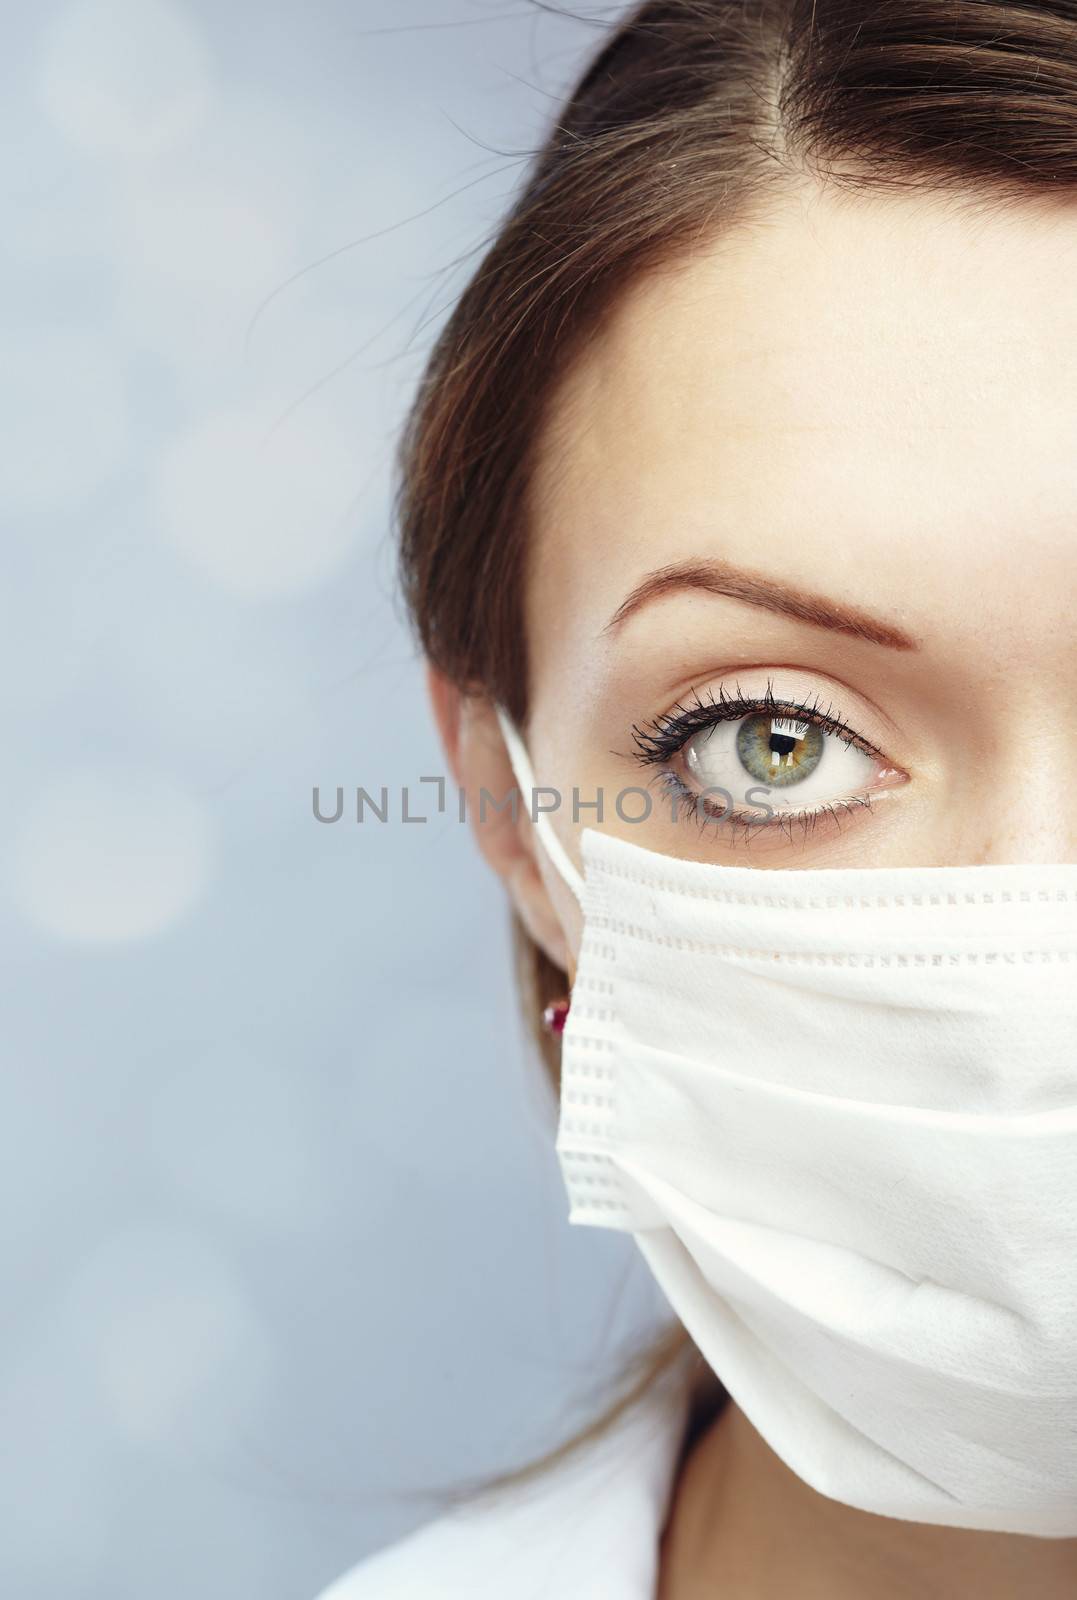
top-left (524, 185), bottom-right (1077, 685)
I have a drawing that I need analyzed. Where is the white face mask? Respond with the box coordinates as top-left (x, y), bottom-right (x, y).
top-left (497, 708), bottom-right (1077, 1538)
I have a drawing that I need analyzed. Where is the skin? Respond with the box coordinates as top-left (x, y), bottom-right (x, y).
top-left (430, 180), bottom-right (1077, 1597)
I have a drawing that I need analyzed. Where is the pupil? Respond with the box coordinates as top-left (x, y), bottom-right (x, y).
top-left (770, 734), bottom-right (798, 758)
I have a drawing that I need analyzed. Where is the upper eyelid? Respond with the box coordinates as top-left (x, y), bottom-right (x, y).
top-left (646, 662), bottom-right (909, 747)
top-left (630, 690), bottom-right (887, 764)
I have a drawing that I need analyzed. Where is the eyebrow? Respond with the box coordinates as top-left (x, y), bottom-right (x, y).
top-left (603, 558), bottom-right (919, 651)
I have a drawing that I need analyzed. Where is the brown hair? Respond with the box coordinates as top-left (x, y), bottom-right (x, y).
top-left (396, 0), bottom-right (1077, 1502)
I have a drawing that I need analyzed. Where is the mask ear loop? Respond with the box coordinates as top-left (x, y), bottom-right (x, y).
top-left (495, 706), bottom-right (585, 905)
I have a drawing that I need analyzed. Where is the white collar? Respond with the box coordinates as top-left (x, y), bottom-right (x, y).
top-left (317, 1361), bottom-right (694, 1599)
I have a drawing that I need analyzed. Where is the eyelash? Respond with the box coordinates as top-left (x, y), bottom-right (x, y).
top-left (627, 680), bottom-right (886, 844)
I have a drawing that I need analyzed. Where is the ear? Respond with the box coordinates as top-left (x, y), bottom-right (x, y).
top-left (427, 664), bottom-right (573, 975)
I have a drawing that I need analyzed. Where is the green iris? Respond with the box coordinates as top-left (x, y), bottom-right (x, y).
top-left (736, 715), bottom-right (824, 788)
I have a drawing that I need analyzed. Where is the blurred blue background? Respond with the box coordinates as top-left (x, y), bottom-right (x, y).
top-left (1, 2), bottom-right (671, 1595)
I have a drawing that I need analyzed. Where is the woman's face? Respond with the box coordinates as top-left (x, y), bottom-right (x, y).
top-left (516, 183), bottom-right (1077, 945)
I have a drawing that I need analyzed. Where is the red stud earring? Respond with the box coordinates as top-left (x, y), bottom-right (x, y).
top-left (542, 997), bottom-right (570, 1035)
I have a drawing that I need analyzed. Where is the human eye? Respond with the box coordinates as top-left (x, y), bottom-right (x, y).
top-left (628, 677), bottom-right (908, 847)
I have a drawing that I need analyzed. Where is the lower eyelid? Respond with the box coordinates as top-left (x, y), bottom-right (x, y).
top-left (655, 765), bottom-right (905, 844)
top-left (699, 794), bottom-right (877, 845)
